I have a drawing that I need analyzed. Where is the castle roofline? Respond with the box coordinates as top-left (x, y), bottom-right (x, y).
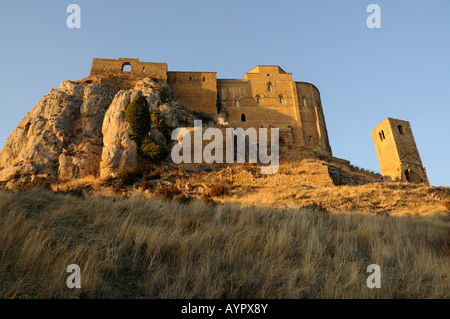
top-left (385, 117), bottom-right (409, 122)
top-left (246, 65), bottom-right (288, 74)
top-left (295, 81), bottom-right (321, 94)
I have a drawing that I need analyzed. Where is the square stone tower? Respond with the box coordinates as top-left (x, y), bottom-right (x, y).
top-left (372, 118), bottom-right (429, 184)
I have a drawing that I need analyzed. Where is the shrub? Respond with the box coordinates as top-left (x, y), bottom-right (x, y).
top-left (140, 136), bottom-right (168, 163)
top-left (151, 111), bottom-right (174, 140)
top-left (208, 183), bottom-right (228, 198)
top-left (143, 169), bottom-right (161, 181)
top-left (138, 180), bottom-right (153, 190)
top-left (155, 185), bottom-right (181, 200)
top-left (115, 167), bottom-right (143, 190)
top-left (124, 97), bottom-right (169, 163)
top-left (156, 85), bottom-right (169, 103)
top-left (124, 96), bottom-right (151, 143)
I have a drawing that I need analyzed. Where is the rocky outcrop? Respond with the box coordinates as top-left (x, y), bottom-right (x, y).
top-left (99, 90), bottom-right (140, 178)
top-left (0, 77), bottom-right (203, 185)
top-left (58, 83), bottom-right (116, 179)
top-left (0, 81), bottom-right (86, 182)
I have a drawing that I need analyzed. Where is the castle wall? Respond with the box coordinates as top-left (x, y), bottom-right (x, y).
top-left (167, 71), bottom-right (217, 114)
top-left (218, 67), bottom-right (298, 149)
top-left (87, 58), bottom-right (333, 158)
top-left (216, 66), bottom-right (332, 156)
top-left (90, 58), bottom-right (167, 82)
top-left (372, 118), bottom-right (428, 184)
top-left (296, 82), bottom-right (331, 155)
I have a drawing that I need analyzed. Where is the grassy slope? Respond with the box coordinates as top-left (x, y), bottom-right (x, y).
top-left (0, 189), bottom-right (448, 298)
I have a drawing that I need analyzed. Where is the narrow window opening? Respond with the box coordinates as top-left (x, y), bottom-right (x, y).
top-left (241, 113), bottom-right (246, 122)
top-left (398, 125), bottom-right (403, 135)
top-left (303, 98), bottom-right (307, 106)
top-left (202, 77), bottom-right (206, 82)
top-left (381, 130), bottom-right (385, 140)
top-left (256, 95), bottom-right (262, 105)
top-left (142, 67), bottom-right (145, 73)
top-left (279, 95), bottom-right (285, 104)
top-left (379, 132), bottom-right (383, 141)
top-left (102, 66), bottom-right (105, 71)
top-left (234, 99), bottom-right (240, 107)
top-left (189, 76), bottom-right (192, 81)
top-left (405, 169), bottom-right (412, 182)
top-left (268, 83), bottom-right (273, 92)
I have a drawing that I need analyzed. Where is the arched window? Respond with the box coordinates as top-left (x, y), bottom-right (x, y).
top-left (241, 114), bottom-right (246, 122)
top-left (256, 95), bottom-right (262, 105)
top-left (122, 62), bottom-right (132, 72)
top-left (234, 99), bottom-right (240, 107)
top-left (268, 83), bottom-right (273, 92)
top-left (142, 67), bottom-right (146, 73)
top-left (279, 95), bottom-right (285, 104)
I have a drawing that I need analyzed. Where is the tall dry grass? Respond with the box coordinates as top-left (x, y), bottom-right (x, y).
top-left (0, 189), bottom-right (448, 298)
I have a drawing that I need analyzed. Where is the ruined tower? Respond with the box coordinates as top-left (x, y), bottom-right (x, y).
top-left (372, 118), bottom-right (429, 184)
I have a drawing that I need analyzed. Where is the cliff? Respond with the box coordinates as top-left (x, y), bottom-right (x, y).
top-left (0, 78), bottom-right (201, 187)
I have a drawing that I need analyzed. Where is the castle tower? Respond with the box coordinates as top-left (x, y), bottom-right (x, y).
top-left (217, 65), bottom-right (332, 156)
top-left (371, 118), bottom-right (429, 184)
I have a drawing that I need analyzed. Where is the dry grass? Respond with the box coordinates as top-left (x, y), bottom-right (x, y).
top-left (0, 188), bottom-right (448, 299)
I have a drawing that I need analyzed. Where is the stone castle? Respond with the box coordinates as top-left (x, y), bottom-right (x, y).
top-left (90, 58), bottom-right (331, 156)
top-left (89, 57), bottom-right (428, 184)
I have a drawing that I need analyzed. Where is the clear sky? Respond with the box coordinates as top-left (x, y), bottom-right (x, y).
top-left (0, 0), bottom-right (449, 186)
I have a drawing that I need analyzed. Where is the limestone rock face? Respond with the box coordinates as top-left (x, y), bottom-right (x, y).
top-left (0, 81), bottom-right (85, 182)
top-left (99, 90), bottom-right (141, 178)
top-left (58, 83), bottom-right (116, 180)
top-left (0, 77), bottom-right (210, 185)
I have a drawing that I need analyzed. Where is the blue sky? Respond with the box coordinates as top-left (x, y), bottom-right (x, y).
top-left (0, 0), bottom-right (449, 186)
